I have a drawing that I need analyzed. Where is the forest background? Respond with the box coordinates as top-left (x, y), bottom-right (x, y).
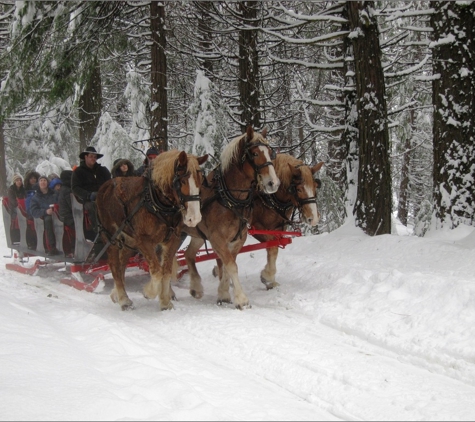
top-left (0, 1), bottom-right (473, 237)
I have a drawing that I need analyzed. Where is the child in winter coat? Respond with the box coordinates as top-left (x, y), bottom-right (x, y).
top-left (29, 176), bottom-right (60, 255)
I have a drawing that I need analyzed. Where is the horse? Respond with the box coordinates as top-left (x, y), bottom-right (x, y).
top-left (182, 126), bottom-right (280, 309)
top-left (96, 150), bottom-right (208, 311)
top-left (249, 154), bottom-right (324, 289)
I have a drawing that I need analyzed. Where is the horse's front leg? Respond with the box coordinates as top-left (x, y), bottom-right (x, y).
top-left (216, 260), bottom-right (232, 305)
top-left (159, 242), bottom-right (180, 305)
top-left (184, 237), bottom-right (205, 299)
top-left (141, 246), bottom-right (173, 311)
top-left (261, 246), bottom-right (280, 290)
top-left (108, 246), bottom-right (135, 311)
top-left (217, 248), bottom-right (250, 310)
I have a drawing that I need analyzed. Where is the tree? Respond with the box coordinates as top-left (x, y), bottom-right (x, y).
top-left (150, 1), bottom-right (168, 151)
top-left (347, 1), bottom-right (392, 235)
top-left (431, 1), bottom-right (475, 229)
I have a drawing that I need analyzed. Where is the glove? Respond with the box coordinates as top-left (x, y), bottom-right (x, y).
top-left (90, 192), bottom-right (97, 201)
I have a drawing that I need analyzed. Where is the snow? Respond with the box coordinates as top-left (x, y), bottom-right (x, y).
top-left (1, 217), bottom-right (475, 421)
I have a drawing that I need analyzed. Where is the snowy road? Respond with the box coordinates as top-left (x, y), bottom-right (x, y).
top-left (1, 223), bottom-right (475, 420)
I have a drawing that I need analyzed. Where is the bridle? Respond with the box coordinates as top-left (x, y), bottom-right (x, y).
top-left (172, 161), bottom-right (201, 210)
top-left (242, 140), bottom-right (275, 180)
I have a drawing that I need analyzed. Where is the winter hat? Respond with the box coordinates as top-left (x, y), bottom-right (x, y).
top-left (79, 146), bottom-right (104, 160)
top-left (38, 175), bottom-right (48, 182)
top-left (49, 178), bottom-right (62, 190)
top-left (12, 174), bottom-right (23, 184)
top-left (113, 158), bottom-right (122, 167)
top-left (146, 147), bottom-right (159, 158)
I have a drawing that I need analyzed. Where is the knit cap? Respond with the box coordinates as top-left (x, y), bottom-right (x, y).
top-left (12, 174), bottom-right (23, 184)
top-left (49, 178), bottom-right (62, 190)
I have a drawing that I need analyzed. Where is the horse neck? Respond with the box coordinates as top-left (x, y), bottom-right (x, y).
top-left (222, 162), bottom-right (256, 201)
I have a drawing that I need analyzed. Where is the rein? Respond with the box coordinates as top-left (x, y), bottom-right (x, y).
top-left (259, 170), bottom-right (318, 228)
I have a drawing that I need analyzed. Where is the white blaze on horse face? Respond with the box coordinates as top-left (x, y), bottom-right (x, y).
top-left (258, 146), bottom-right (280, 194)
top-left (303, 184), bottom-right (320, 226)
top-left (183, 174), bottom-right (201, 227)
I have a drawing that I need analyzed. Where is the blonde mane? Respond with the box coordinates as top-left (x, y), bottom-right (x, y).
top-left (275, 154), bottom-right (314, 189)
top-left (150, 150), bottom-right (201, 192)
top-left (220, 131), bottom-right (270, 173)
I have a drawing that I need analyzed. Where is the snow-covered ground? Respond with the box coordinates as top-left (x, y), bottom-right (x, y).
top-left (1, 217), bottom-right (474, 421)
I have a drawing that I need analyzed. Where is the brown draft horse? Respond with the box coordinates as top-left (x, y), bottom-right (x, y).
top-left (183, 126), bottom-right (280, 309)
top-left (250, 154), bottom-right (324, 290)
top-left (96, 150), bottom-right (208, 311)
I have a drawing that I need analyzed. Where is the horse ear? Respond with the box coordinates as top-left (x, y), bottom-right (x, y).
top-left (198, 154), bottom-right (209, 165)
top-left (311, 162), bottom-right (324, 174)
top-left (246, 125), bottom-right (254, 140)
top-left (261, 127), bottom-right (268, 138)
top-left (178, 150), bottom-right (188, 167)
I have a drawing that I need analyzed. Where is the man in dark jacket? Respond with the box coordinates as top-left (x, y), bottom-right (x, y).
top-left (71, 146), bottom-right (111, 238)
top-left (30, 175), bottom-right (59, 255)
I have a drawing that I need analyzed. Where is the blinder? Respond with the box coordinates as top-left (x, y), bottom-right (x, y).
top-left (173, 162), bottom-right (200, 206)
top-left (242, 140), bottom-right (274, 173)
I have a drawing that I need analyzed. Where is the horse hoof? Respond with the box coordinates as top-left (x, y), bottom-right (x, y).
top-left (217, 298), bottom-right (232, 306)
top-left (161, 303), bottom-right (174, 311)
top-left (121, 303), bottom-right (135, 311)
top-left (190, 289), bottom-right (203, 299)
top-left (260, 275), bottom-right (279, 290)
top-left (235, 303), bottom-right (251, 310)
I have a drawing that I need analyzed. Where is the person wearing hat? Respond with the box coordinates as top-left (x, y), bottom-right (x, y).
top-left (29, 175), bottom-right (60, 255)
top-left (7, 173), bottom-right (26, 217)
top-left (24, 170), bottom-right (40, 192)
top-left (71, 146), bottom-right (111, 239)
top-left (111, 158), bottom-right (135, 178)
top-left (135, 147), bottom-right (160, 176)
top-left (49, 177), bottom-right (62, 192)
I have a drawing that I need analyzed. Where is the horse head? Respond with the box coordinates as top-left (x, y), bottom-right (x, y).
top-left (239, 126), bottom-right (280, 194)
top-left (274, 154), bottom-right (324, 227)
top-left (152, 150), bottom-right (208, 228)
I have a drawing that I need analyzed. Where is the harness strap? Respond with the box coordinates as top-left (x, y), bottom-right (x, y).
top-left (92, 197), bottom-right (145, 264)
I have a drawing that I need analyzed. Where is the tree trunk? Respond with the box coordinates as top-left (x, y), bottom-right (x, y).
top-left (238, 1), bottom-right (260, 132)
top-left (347, 1), bottom-right (392, 236)
top-left (78, 59), bottom-right (102, 153)
top-left (196, 1), bottom-right (214, 78)
top-left (431, 1), bottom-right (475, 229)
top-left (332, 5), bottom-right (355, 203)
top-left (397, 109), bottom-right (415, 226)
top-left (0, 120), bottom-right (7, 196)
top-left (150, 1), bottom-right (168, 152)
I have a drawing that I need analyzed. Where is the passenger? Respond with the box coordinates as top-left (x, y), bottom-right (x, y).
top-left (23, 170), bottom-right (40, 218)
top-left (48, 173), bottom-right (60, 182)
top-left (58, 170), bottom-right (74, 229)
top-left (71, 146), bottom-right (111, 238)
top-left (24, 170), bottom-right (40, 192)
top-left (111, 158), bottom-right (135, 178)
top-left (135, 147), bottom-right (160, 176)
top-left (29, 175), bottom-right (60, 256)
top-left (7, 174), bottom-right (26, 217)
top-left (49, 177), bottom-right (62, 193)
